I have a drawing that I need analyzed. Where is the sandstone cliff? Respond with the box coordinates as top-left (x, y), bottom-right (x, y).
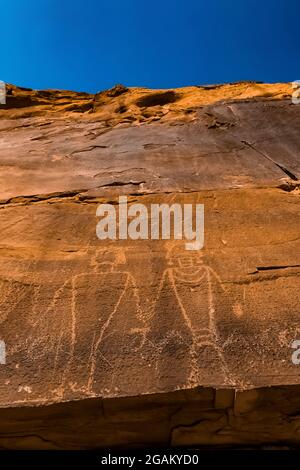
top-left (0, 81), bottom-right (299, 449)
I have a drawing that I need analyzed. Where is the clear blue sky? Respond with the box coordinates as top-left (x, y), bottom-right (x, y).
top-left (1, 0), bottom-right (299, 92)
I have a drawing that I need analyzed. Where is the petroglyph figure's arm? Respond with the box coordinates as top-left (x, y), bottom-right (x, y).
top-left (126, 273), bottom-right (150, 349)
top-left (87, 275), bottom-right (130, 391)
top-left (145, 269), bottom-right (170, 323)
top-left (207, 266), bottom-right (226, 292)
top-left (27, 279), bottom-right (72, 361)
top-left (207, 267), bottom-right (244, 317)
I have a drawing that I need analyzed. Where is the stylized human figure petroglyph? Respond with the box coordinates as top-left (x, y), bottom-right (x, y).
top-left (146, 243), bottom-right (235, 389)
top-left (44, 248), bottom-right (148, 398)
top-left (0, 259), bottom-right (42, 359)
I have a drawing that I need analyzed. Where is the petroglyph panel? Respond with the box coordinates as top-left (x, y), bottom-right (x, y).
top-left (0, 187), bottom-right (299, 406)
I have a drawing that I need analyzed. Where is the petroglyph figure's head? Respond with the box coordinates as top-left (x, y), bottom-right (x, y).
top-left (90, 248), bottom-right (126, 272)
top-left (167, 244), bottom-right (204, 268)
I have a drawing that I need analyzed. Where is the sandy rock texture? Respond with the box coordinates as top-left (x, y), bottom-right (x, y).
top-left (0, 81), bottom-right (299, 448)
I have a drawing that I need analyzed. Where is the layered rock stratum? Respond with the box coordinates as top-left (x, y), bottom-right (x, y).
top-left (0, 81), bottom-right (299, 449)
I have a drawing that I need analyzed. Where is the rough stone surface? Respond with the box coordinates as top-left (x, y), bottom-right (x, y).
top-left (0, 81), bottom-right (299, 448)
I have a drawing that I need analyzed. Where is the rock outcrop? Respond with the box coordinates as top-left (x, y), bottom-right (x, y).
top-left (0, 81), bottom-right (299, 449)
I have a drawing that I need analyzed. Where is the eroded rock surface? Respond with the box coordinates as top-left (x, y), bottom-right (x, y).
top-left (0, 81), bottom-right (299, 448)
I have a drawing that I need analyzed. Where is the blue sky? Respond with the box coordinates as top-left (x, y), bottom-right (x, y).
top-left (1, 0), bottom-right (299, 92)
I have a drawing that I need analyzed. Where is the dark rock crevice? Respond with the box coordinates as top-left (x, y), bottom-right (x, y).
top-left (242, 140), bottom-right (298, 181)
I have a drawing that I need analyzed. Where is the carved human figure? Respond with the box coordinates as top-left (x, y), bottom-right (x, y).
top-left (43, 248), bottom-right (147, 398)
top-left (146, 244), bottom-right (235, 390)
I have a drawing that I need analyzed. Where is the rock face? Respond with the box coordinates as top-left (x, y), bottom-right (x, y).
top-left (0, 81), bottom-right (300, 449)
